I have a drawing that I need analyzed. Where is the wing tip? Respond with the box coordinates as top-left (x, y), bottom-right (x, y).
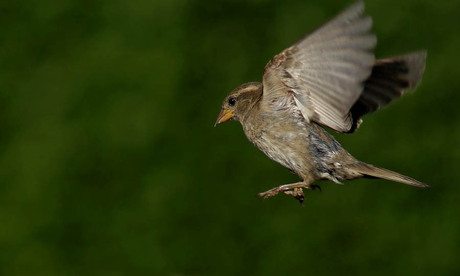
top-left (343, 1), bottom-right (366, 17)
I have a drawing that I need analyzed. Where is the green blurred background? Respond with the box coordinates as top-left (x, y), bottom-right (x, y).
top-left (1, 0), bottom-right (459, 275)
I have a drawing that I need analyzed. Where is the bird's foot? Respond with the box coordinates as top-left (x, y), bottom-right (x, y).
top-left (258, 182), bottom-right (320, 204)
top-left (284, 188), bottom-right (305, 204)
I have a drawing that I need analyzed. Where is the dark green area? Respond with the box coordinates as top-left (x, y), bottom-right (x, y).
top-left (1, 0), bottom-right (459, 275)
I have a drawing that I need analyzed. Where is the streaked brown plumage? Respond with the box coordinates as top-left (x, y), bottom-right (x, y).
top-left (215, 1), bottom-right (428, 203)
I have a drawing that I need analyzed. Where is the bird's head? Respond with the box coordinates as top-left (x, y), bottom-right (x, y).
top-left (215, 82), bottom-right (263, 126)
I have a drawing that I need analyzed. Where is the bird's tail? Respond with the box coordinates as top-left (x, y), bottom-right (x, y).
top-left (349, 162), bottom-right (429, 188)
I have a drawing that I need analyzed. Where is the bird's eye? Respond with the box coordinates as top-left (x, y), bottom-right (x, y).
top-left (228, 97), bottom-right (236, 106)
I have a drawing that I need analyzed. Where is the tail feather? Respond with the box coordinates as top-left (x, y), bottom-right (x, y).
top-left (350, 162), bottom-right (429, 188)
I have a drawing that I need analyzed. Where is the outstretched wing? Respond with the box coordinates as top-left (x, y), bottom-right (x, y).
top-left (347, 51), bottom-right (427, 132)
top-left (261, 1), bottom-right (376, 132)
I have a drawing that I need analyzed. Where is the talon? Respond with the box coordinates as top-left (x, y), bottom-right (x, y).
top-left (284, 187), bottom-right (305, 204)
top-left (258, 190), bottom-right (276, 199)
top-left (258, 182), bottom-right (315, 203)
top-left (310, 184), bottom-right (321, 192)
top-left (295, 194), bottom-right (304, 205)
top-left (258, 192), bottom-right (268, 199)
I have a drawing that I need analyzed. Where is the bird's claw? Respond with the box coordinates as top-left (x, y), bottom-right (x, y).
top-left (310, 184), bottom-right (322, 192)
top-left (258, 183), bottom-right (322, 204)
top-left (284, 187), bottom-right (305, 205)
top-left (258, 188), bottom-right (305, 205)
top-left (258, 190), bottom-right (278, 199)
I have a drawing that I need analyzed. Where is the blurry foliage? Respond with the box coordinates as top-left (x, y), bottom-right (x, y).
top-left (0, 0), bottom-right (459, 275)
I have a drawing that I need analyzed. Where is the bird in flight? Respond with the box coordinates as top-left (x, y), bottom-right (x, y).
top-left (215, 1), bottom-right (428, 203)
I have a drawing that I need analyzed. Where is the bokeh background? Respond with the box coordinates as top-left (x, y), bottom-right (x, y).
top-left (1, 0), bottom-right (459, 275)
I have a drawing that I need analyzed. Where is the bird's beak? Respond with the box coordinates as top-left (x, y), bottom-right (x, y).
top-left (214, 109), bottom-right (234, 126)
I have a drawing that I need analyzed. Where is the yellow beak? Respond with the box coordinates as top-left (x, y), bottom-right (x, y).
top-left (214, 109), bottom-right (234, 126)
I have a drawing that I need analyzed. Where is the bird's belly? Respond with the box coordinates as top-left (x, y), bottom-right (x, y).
top-left (251, 128), bottom-right (316, 176)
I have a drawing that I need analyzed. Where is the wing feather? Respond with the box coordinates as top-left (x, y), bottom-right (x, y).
top-left (262, 1), bottom-right (376, 132)
top-left (346, 51), bottom-right (427, 132)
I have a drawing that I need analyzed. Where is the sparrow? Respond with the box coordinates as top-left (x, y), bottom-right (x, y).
top-left (215, 1), bottom-right (429, 203)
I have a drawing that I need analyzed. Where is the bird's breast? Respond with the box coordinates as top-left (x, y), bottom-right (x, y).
top-left (242, 112), bottom-right (316, 175)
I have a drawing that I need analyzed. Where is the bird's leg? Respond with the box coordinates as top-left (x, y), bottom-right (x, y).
top-left (258, 182), bottom-right (320, 203)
